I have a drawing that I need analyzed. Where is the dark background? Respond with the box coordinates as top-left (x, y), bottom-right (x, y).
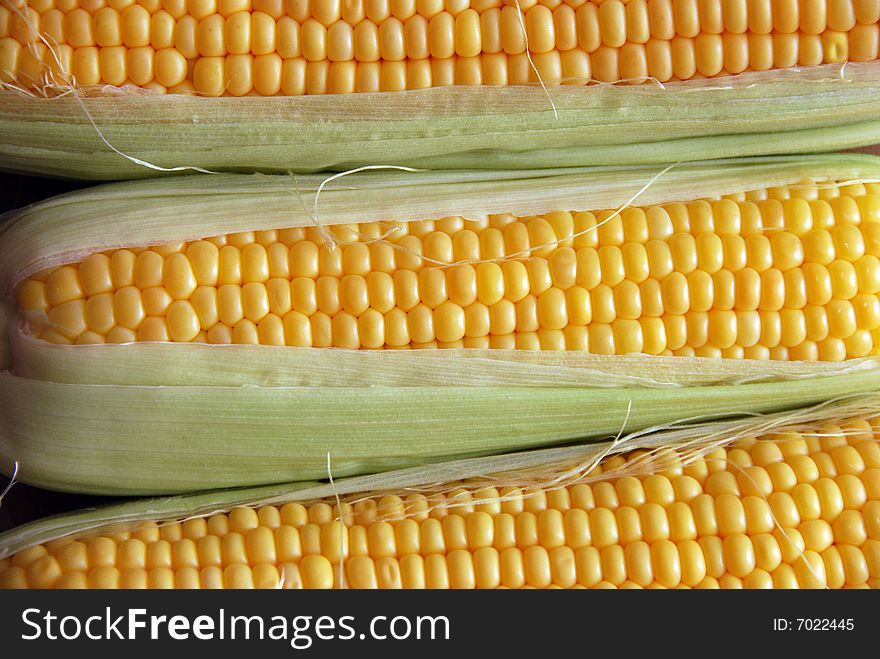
top-left (0, 174), bottom-right (85, 214)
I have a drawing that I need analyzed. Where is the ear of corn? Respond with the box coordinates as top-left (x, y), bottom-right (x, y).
top-left (1, 394), bottom-right (878, 589)
top-left (2, 154), bottom-right (880, 495)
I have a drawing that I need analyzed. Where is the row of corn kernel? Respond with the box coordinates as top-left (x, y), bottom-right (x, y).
top-left (32, 311), bottom-right (878, 360)
top-left (4, 4), bottom-right (878, 63)
top-left (4, 35), bottom-right (876, 93)
top-left (6, 0), bottom-right (879, 46)
top-left (4, 32), bottom-right (874, 95)
top-left (26, 267), bottom-right (880, 350)
top-left (27, 496), bottom-right (872, 569)
top-left (23, 225), bottom-right (879, 308)
top-left (7, 3), bottom-right (878, 55)
top-left (10, 551), bottom-right (862, 589)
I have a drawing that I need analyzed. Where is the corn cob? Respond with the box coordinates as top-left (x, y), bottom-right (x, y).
top-left (1, 0), bottom-right (878, 95)
top-left (3, 156), bottom-right (880, 496)
top-left (1, 397), bottom-right (878, 589)
top-left (16, 176), bottom-right (880, 358)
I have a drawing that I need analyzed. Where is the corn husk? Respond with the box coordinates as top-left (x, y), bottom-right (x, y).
top-left (4, 367), bottom-right (880, 495)
top-left (1, 63), bottom-right (879, 179)
top-left (1, 392), bottom-right (876, 560)
top-left (2, 155), bottom-right (880, 495)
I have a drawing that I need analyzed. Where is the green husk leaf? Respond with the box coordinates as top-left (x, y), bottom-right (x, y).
top-left (1, 63), bottom-right (879, 180)
top-left (2, 368), bottom-right (880, 495)
top-left (1, 392), bottom-right (876, 559)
